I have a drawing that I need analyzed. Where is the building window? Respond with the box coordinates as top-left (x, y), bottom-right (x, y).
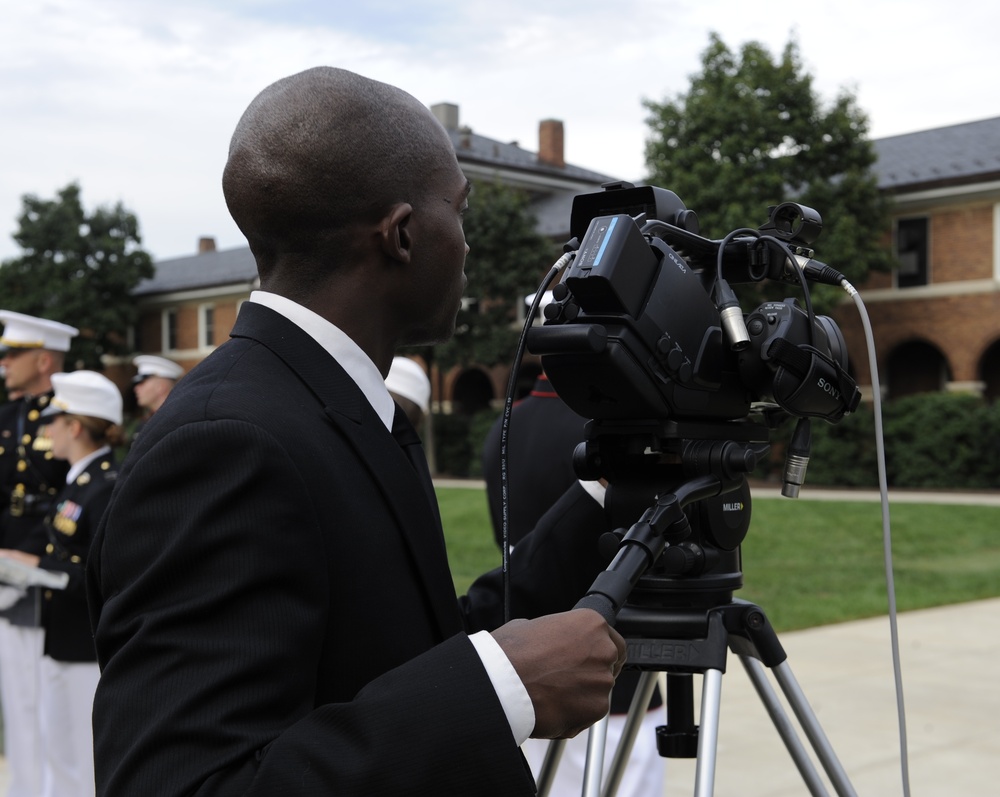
top-left (162, 309), bottom-right (178, 351)
top-left (200, 305), bottom-right (216, 348)
top-left (895, 217), bottom-right (929, 288)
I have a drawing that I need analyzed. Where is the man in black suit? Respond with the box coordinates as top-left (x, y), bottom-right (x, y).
top-left (87, 66), bottom-right (626, 796)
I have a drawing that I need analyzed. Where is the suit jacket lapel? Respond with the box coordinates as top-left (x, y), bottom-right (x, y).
top-left (230, 303), bottom-right (463, 638)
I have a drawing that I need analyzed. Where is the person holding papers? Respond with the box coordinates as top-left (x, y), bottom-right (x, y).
top-left (0, 370), bottom-right (122, 797)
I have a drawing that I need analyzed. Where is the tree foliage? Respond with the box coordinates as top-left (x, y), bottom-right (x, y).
top-left (432, 179), bottom-right (558, 369)
top-left (644, 34), bottom-right (893, 311)
top-left (0, 182), bottom-right (154, 370)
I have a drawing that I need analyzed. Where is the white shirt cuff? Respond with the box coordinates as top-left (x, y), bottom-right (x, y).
top-left (468, 630), bottom-right (535, 745)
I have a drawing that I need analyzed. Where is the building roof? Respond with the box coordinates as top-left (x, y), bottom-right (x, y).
top-left (872, 116), bottom-right (1000, 191)
top-left (447, 126), bottom-right (613, 185)
top-left (133, 245), bottom-right (257, 297)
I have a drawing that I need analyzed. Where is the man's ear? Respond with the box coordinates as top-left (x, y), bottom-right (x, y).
top-left (378, 203), bottom-right (414, 264)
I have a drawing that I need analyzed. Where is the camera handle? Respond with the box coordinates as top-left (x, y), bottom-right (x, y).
top-left (572, 474), bottom-right (733, 627)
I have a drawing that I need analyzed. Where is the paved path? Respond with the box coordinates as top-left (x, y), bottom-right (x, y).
top-left (656, 597), bottom-right (999, 796)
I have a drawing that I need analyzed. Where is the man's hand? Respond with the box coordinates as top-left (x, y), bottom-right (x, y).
top-left (0, 549), bottom-right (41, 567)
top-left (491, 608), bottom-right (626, 739)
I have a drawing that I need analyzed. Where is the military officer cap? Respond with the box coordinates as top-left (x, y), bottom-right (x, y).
top-left (385, 357), bottom-right (430, 414)
top-left (0, 310), bottom-right (79, 353)
top-left (43, 370), bottom-right (124, 425)
top-left (132, 354), bottom-right (184, 383)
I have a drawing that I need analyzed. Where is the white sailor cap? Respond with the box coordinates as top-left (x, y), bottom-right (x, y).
top-left (44, 371), bottom-right (124, 425)
top-left (385, 357), bottom-right (430, 414)
top-left (0, 310), bottom-right (78, 353)
top-left (132, 354), bottom-right (184, 382)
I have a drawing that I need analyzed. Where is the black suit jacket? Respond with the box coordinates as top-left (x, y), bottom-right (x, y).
top-left (87, 302), bottom-right (609, 796)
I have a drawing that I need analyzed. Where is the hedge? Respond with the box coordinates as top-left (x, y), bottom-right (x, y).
top-left (433, 393), bottom-right (1000, 490)
top-left (807, 393), bottom-right (1000, 489)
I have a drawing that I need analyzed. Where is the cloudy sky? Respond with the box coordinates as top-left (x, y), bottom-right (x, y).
top-left (1, 1), bottom-right (996, 263)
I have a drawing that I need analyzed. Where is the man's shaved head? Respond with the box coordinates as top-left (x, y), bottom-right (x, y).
top-left (222, 67), bottom-right (455, 287)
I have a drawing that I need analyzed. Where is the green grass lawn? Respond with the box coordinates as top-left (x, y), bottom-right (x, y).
top-left (436, 485), bottom-right (1000, 632)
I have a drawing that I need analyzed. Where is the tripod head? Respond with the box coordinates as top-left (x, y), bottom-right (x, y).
top-left (574, 418), bottom-right (769, 624)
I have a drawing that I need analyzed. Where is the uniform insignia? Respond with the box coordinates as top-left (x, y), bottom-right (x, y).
top-left (53, 500), bottom-right (83, 536)
top-left (76, 472), bottom-right (92, 485)
top-left (53, 515), bottom-right (78, 536)
top-left (33, 436), bottom-right (54, 452)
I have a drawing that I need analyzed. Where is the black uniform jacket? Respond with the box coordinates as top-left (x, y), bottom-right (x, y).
top-left (39, 450), bottom-right (116, 662)
top-left (1, 391), bottom-right (70, 626)
top-left (87, 302), bottom-right (610, 796)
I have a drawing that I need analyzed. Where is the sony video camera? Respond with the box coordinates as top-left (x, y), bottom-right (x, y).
top-left (527, 182), bottom-right (860, 427)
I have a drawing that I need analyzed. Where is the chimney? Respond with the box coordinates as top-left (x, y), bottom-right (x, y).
top-left (198, 236), bottom-right (216, 254)
top-left (431, 103), bottom-right (460, 131)
top-left (538, 119), bottom-right (565, 168)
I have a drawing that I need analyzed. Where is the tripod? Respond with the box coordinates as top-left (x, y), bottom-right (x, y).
top-left (537, 426), bottom-right (859, 797)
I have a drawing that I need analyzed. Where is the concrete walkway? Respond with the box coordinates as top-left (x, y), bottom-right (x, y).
top-left (656, 597), bottom-right (999, 796)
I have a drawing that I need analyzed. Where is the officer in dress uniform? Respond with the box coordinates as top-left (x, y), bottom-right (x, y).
top-left (0, 310), bottom-right (78, 797)
top-left (132, 354), bottom-right (184, 415)
top-left (34, 370), bottom-right (122, 797)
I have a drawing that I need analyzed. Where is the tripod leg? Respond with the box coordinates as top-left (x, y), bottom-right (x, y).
top-left (601, 671), bottom-right (660, 797)
top-left (772, 661), bottom-right (858, 797)
top-left (740, 656), bottom-right (831, 797)
top-left (536, 739), bottom-right (566, 797)
top-left (581, 715), bottom-right (610, 797)
top-left (693, 668), bottom-right (723, 797)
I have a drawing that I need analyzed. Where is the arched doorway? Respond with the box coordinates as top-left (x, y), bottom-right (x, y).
top-left (886, 340), bottom-right (950, 398)
top-left (979, 340), bottom-right (1000, 401)
top-left (451, 368), bottom-right (494, 416)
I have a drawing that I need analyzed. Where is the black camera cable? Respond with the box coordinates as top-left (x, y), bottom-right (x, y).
top-left (498, 250), bottom-right (575, 622)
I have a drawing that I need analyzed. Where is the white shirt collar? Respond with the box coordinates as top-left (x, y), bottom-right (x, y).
top-left (248, 291), bottom-right (396, 430)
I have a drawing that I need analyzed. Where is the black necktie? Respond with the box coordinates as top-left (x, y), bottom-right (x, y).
top-left (391, 405), bottom-right (437, 506)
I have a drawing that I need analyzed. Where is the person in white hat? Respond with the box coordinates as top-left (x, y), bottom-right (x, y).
top-left (132, 354), bottom-right (184, 415)
top-left (384, 356), bottom-right (431, 429)
top-left (0, 310), bottom-right (78, 797)
top-left (2, 371), bottom-right (123, 797)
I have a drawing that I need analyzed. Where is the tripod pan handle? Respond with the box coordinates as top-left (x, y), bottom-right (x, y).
top-left (574, 593), bottom-right (617, 627)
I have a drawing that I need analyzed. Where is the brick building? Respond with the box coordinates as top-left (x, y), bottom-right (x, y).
top-left (831, 116), bottom-right (1000, 401)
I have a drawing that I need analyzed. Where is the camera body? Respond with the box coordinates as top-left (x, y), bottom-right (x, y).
top-left (528, 183), bottom-right (860, 425)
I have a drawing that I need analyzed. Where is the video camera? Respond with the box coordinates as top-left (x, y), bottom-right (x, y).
top-left (527, 182), bottom-right (860, 427)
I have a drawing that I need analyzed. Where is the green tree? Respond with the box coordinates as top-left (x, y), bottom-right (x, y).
top-left (0, 182), bottom-right (154, 370)
top-left (431, 179), bottom-right (558, 370)
top-left (644, 33), bottom-right (892, 311)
